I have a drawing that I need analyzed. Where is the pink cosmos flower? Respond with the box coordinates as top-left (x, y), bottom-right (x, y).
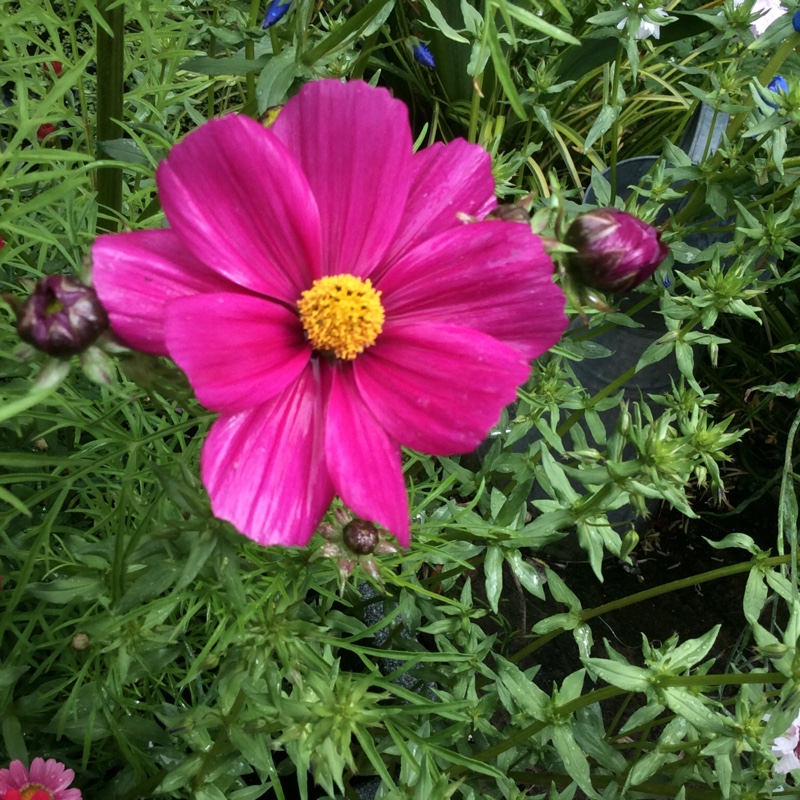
top-left (772, 710), bottom-right (800, 774)
top-left (0, 758), bottom-right (81, 800)
top-left (92, 79), bottom-right (567, 547)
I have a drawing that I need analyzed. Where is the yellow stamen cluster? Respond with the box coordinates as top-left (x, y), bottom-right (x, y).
top-left (297, 274), bottom-right (385, 360)
top-left (20, 786), bottom-right (52, 800)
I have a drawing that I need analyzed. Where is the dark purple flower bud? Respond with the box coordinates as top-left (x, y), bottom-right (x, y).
top-left (17, 275), bottom-right (109, 356)
top-left (793, 9), bottom-right (800, 31)
top-left (564, 209), bottom-right (668, 293)
top-left (412, 42), bottom-right (436, 69)
top-left (263, 0), bottom-right (291, 28)
top-left (342, 518), bottom-right (379, 555)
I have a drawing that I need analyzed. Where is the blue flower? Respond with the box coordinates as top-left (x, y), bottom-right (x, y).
top-left (412, 42), bottom-right (436, 69)
top-left (263, 0), bottom-right (291, 28)
top-left (793, 9), bottom-right (800, 31)
top-left (768, 75), bottom-right (789, 95)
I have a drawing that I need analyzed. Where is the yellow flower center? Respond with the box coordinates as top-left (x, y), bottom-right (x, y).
top-left (297, 274), bottom-right (385, 360)
top-left (20, 785), bottom-right (53, 800)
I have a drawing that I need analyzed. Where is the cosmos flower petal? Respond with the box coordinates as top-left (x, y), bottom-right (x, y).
top-left (270, 79), bottom-right (414, 278)
top-left (157, 114), bottom-right (323, 301)
top-left (8, 760), bottom-right (30, 786)
top-left (165, 293), bottom-right (311, 413)
top-left (377, 139), bottom-right (497, 275)
top-left (92, 229), bottom-right (238, 355)
top-left (380, 221), bottom-right (566, 359)
top-left (201, 365), bottom-right (334, 546)
top-left (34, 758), bottom-right (74, 790)
top-left (355, 321), bottom-right (531, 455)
top-left (326, 366), bottom-right (410, 546)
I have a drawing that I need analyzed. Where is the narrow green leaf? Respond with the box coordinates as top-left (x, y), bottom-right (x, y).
top-left (661, 687), bottom-right (733, 735)
top-left (486, 17), bottom-right (527, 120)
top-left (484, 544), bottom-right (503, 614)
top-left (496, 655), bottom-right (548, 718)
top-left (583, 103), bottom-right (619, 153)
top-left (423, 0), bottom-right (469, 42)
top-left (179, 54), bottom-right (272, 75)
top-left (503, 3), bottom-right (579, 43)
top-left (582, 658), bottom-right (651, 692)
top-left (301, 0), bottom-right (393, 65)
top-left (551, 725), bottom-right (597, 799)
top-left (0, 486), bottom-right (31, 516)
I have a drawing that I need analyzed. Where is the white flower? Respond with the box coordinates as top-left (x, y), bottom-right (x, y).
top-left (733, 0), bottom-right (787, 38)
top-left (772, 711), bottom-right (800, 774)
top-left (617, 4), bottom-right (669, 40)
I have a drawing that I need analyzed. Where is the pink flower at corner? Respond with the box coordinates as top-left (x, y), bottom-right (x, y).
top-left (0, 758), bottom-right (81, 800)
top-left (92, 79), bottom-right (568, 547)
top-left (772, 711), bottom-right (800, 774)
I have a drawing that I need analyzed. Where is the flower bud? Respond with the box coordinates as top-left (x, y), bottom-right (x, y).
top-left (262, 0), bottom-right (291, 28)
top-left (564, 209), bottom-right (668, 293)
top-left (412, 41), bottom-right (436, 69)
top-left (768, 75), bottom-right (789, 95)
top-left (37, 122), bottom-right (57, 142)
top-left (17, 275), bottom-right (109, 357)
top-left (342, 518), bottom-right (379, 555)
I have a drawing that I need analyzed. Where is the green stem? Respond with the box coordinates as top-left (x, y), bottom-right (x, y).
top-left (609, 43), bottom-right (623, 199)
top-left (465, 669), bottom-right (787, 772)
top-left (468, 74), bottom-right (484, 144)
top-left (207, 5), bottom-right (219, 120)
top-left (95, 0), bottom-right (125, 232)
top-left (508, 770), bottom-right (723, 799)
top-left (778, 411), bottom-right (800, 597)
top-left (511, 554), bottom-right (797, 664)
top-left (246, 0), bottom-right (262, 107)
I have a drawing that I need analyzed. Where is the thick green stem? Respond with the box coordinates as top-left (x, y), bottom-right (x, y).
top-left (511, 553), bottom-right (797, 664)
top-left (95, 0), bottom-right (125, 232)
